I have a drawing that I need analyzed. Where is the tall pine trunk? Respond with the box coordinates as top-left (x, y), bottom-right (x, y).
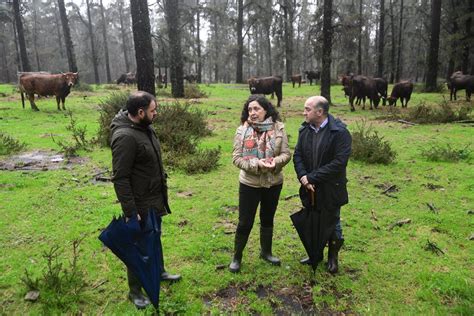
top-left (425, 0), bottom-right (441, 91)
top-left (357, 0), bottom-right (362, 74)
top-left (196, 0), bottom-right (202, 83)
top-left (118, 0), bottom-right (130, 73)
top-left (100, 0), bottom-right (112, 83)
top-left (58, 0), bottom-right (78, 73)
top-left (13, 0), bottom-right (31, 72)
top-left (389, 0), bottom-right (395, 83)
top-left (86, 0), bottom-right (100, 83)
top-left (236, 0), bottom-right (244, 83)
top-left (164, 0), bottom-right (184, 97)
top-left (53, 3), bottom-right (64, 59)
top-left (321, 0), bottom-right (333, 103)
top-left (377, 0), bottom-right (385, 78)
top-left (32, 0), bottom-right (41, 71)
top-left (130, 0), bottom-right (155, 95)
top-left (395, 0), bottom-right (404, 82)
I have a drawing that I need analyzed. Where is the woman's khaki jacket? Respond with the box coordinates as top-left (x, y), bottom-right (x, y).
top-left (232, 121), bottom-right (291, 188)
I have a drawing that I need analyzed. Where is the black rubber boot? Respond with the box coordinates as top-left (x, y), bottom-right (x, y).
top-left (127, 268), bottom-right (151, 309)
top-left (229, 232), bottom-right (250, 273)
top-left (259, 226), bottom-right (281, 266)
top-left (158, 243), bottom-right (181, 282)
top-left (327, 238), bottom-right (344, 274)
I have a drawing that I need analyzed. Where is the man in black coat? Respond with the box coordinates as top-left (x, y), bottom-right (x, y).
top-left (293, 96), bottom-right (352, 274)
top-left (110, 91), bottom-right (181, 309)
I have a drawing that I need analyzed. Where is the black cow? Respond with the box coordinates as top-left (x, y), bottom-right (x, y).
top-left (374, 77), bottom-right (388, 106)
top-left (184, 74), bottom-right (196, 83)
top-left (248, 76), bottom-right (283, 107)
top-left (388, 81), bottom-right (413, 107)
top-left (349, 75), bottom-right (380, 111)
top-left (291, 74), bottom-right (302, 88)
top-left (116, 72), bottom-right (136, 85)
top-left (449, 71), bottom-right (474, 101)
top-left (304, 70), bottom-right (320, 85)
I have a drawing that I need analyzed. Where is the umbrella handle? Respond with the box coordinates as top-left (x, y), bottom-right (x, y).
top-left (310, 191), bottom-right (315, 207)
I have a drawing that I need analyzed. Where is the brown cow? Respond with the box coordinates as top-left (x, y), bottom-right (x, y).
top-left (387, 81), bottom-right (413, 107)
top-left (291, 74), bottom-right (302, 88)
top-left (248, 76), bottom-right (283, 107)
top-left (348, 75), bottom-right (380, 111)
top-left (374, 77), bottom-right (388, 106)
top-left (116, 72), bottom-right (136, 85)
top-left (19, 72), bottom-right (78, 111)
top-left (449, 71), bottom-right (474, 101)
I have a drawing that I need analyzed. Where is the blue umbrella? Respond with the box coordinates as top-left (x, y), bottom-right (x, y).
top-left (99, 210), bottom-right (161, 307)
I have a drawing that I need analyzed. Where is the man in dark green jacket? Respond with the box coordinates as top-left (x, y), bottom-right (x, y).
top-left (110, 91), bottom-right (181, 309)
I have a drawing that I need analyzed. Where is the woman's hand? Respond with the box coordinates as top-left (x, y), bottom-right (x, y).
top-left (259, 158), bottom-right (275, 170)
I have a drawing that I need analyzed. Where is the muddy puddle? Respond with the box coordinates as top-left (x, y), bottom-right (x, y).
top-left (0, 150), bottom-right (87, 171)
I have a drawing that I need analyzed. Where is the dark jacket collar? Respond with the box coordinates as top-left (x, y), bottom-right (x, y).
top-left (300, 114), bottom-right (341, 132)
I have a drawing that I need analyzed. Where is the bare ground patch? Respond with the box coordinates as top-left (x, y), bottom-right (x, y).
top-left (0, 150), bottom-right (87, 171)
top-left (203, 282), bottom-right (354, 314)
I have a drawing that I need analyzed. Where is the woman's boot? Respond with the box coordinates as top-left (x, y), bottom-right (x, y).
top-left (259, 226), bottom-right (281, 265)
top-left (229, 232), bottom-right (250, 273)
top-left (127, 268), bottom-right (151, 309)
top-left (327, 238), bottom-right (344, 274)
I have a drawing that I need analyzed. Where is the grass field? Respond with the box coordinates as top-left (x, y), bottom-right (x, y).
top-left (0, 82), bottom-right (473, 314)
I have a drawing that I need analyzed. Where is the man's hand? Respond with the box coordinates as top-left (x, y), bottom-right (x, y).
top-left (300, 175), bottom-right (315, 192)
top-left (300, 175), bottom-right (309, 185)
top-left (125, 214), bottom-right (141, 222)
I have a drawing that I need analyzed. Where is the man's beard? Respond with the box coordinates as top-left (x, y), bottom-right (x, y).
top-left (139, 115), bottom-right (153, 126)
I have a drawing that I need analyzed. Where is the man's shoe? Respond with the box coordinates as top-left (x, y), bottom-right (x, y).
top-left (327, 238), bottom-right (344, 274)
top-left (128, 291), bottom-right (151, 310)
top-left (229, 258), bottom-right (241, 273)
top-left (161, 271), bottom-right (181, 282)
top-left (300, 257), bottom-right (311, 265)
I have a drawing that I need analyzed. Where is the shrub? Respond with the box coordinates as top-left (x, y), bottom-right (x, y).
top-left (96, 92), bottom-right (128, 147)
top-left (21, 239), bottom-right (87, 313)
top-left (0, 132), bottom-right (27, 155)
top-left (413, 82), bottom-right (447, 93)
top-left (406, 101), bottom-right (472, 124)
top-left (154, 101), bottom-right (211, 155)
top-left (156, 87), bottom-right (172, 98)
top-left (351, 121), bottom-right (397, 164)
top-left (102, 84), bottom-right (120, 91)
top-left (181, 147), bottom-right (221, 174)
top-left (52, 111), bottom-right (93, 158)
top-left (74, 82), bottom-right (93, 92)
top-left (184, 84), bottom-right (208, 99)
top-left (421, 144), bottom-right (471, 162)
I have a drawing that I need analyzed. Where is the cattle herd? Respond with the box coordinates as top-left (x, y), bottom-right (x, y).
top-left (14, 69), bottom-right (473, 111)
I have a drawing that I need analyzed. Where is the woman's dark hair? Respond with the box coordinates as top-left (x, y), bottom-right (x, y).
top-left (126, 91), bottom-right (156, 116)
top-left (240, 94), bottom-right (281, 124)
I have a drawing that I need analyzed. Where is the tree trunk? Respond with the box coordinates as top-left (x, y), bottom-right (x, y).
top-left (265, 22), bottom-right (272, 75)
top-left (118, 0), bottom-right (130, 73)
top-left (321, 0), bottom-right (333, 103)
top-left (462, 2), bottom-right (472, 73)
top-left (377, 0), bottom-right (385, 78)
top-left (100, 0), bottom-right (112, 83)
top-left (13, 0), bottom-right (31, 72)
top-left (0, 38), bottom-right (11, 82)
top-left (196, 0), bottom-right (202, 83)
top-left (32, 0), bottom-right (41, 71)
top-left (86, 0), bottom-right (100, 83)
top-left (58, 0), bottom-right (78, 73)
top-left (357, 0), bottom-right (362, 74)
top-left (425, 0), bottom-right (441, 91)
top-left (130, 0), bottom-right (156, 95)
top-left (236, 0), bottom-right (244, 83)
top-left (395, 0), bottom-right (404, 82)
top-left (12, 19), bottom-right (21, 72)
top-left (53, 3), bottom-right (64, 59)
top-left (283, 0), bottom-right (294, 81)
top-left (389, 0), bottom-right (395, 83)
top-left (164, 0), bottom-right (184, 97)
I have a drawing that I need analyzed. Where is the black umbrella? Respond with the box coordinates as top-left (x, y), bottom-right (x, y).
top-left (290, 189), bottom-right (338, 271)
top-left (99, 210), bottom-right (161, 307)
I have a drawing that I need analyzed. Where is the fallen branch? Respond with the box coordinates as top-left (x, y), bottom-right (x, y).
top-left (388, 218), bottom-right (411, 231)
top-left (424, 240), bottom-right (445, 255)
top-left (284, 193), bottom-right (299, 201)
top-left (426, 202), bottom-right (439, 214)
top-left (453, 119), bottom-right (474, 124)
top-left (381, 184), bottom-right (398, 194)
top-left (371, 210), bottom-right (378, 221)
top-left (397, 119), bottom-right (417, 126)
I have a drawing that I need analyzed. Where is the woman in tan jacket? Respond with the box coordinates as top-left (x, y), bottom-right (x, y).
top-left (229, 94), bottom-right (291, 273)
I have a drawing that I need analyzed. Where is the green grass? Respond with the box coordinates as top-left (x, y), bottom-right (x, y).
top-left (0, 83), bottom-right (473, 314)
